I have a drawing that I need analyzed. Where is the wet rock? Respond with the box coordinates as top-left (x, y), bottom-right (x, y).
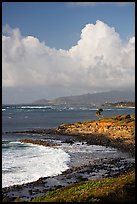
top-left (19, 139), bottom-right (60, 147)
top-left (64, 139), bottom-right (74, 144)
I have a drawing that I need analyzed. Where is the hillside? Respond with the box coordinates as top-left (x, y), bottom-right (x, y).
top-left (32, 90), bottom-right (135, 106)
top-left (32, 99), bottom-right (50, 105)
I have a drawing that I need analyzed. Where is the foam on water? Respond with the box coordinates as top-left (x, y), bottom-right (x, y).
top-left (2, 141), bottom-right (70, 188)
top-left (59, 142), bottom-right (123, 157)
top-left (3, 105), bottom-right (132, 114)
top-left (2, 139), bottom-right (134, 188)
top-left (20, 106), bottom-right (52, 109)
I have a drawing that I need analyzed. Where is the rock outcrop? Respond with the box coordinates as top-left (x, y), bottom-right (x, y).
top-left (56, 114), bottom-right (134, 141)
top-left (19, 139), bottom-right (60, 147)
top-left (54, 114), bottom-right (135, 156)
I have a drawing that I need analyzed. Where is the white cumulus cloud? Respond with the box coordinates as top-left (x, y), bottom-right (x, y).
top-left (2, 20), bottom-right (135, 100)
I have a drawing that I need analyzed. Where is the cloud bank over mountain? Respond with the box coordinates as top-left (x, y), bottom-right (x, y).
top-left (2, 20), bottom-right (135, 103)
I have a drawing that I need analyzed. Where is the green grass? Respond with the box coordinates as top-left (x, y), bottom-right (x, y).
top-left (31, 170), bottom-right (135, 202)
top-left (98, 115), bottom-right (134, 128)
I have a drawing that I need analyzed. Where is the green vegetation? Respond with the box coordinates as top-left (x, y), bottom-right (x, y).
top-left (96, 108), bottom-right (103, 117)
top-left (98, 114), bottom-right (134, 125)
top-left (31, 171), bottom-right (135, 202)
top-left (98, 117), bottom-right (114, 122)
top-left (2, 196), bottom-right (22, 202)
top-left (2, 197), bottom-right (10, 202)
top-left (102, 101), bottom-right (135, 108)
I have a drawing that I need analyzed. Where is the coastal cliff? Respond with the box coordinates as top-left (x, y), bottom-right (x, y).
top-left (54, 114), bottom-right (135, 156)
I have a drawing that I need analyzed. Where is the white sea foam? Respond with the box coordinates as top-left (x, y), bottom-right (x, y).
top-left (16, 105), bottom-right (100, 111)
top-left (2, 139), bottom-right (134, 188)
top-left (60, 142), bottom-right (118, 155)
top-left (3, 105), bottom-right (131, 113)
top-left (2, 142), bottom-right (70, 188)
top-left (20, 106), bottom-right (52, 109)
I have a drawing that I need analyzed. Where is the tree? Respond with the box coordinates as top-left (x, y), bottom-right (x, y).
top-left (96, 108), bottom-right (103, 117)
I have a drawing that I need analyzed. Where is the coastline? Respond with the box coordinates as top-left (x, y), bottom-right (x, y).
top-left (2, 114), bottom-right (135, 202)
top-left (11, 114), bottom-right (135, 157)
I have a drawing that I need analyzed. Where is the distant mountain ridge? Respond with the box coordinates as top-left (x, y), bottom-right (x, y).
top-left (32, 90), bottom-right (135, 106)
top-left (32, 99), bottom-right (49, 105)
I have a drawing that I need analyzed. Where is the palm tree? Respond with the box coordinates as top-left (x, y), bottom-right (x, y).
top-left (96, 108), bottom-right (103, 117)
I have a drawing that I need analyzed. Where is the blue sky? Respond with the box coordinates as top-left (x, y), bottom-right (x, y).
top-left (2, 2), bottom-right (135, 49)
top-left (2, 2), bottom-right (135, 104)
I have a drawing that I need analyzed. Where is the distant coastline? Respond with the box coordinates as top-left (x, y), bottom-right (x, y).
top-left (101, 101), bottom-right (135, 109)
top-left (31, 90), bottom-right (135, 106)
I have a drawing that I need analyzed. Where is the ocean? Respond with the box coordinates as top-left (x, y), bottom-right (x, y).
top-left (2, 104), bottom-right (135, 188)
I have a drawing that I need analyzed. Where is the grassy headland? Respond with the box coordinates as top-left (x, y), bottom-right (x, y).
top-left (31, 170), bottom-right (135, 202)
top-left (54, 114), bottom-right (135, 156)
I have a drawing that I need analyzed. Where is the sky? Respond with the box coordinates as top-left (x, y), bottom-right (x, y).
top-left (2, 2), bottom-right (135, 104)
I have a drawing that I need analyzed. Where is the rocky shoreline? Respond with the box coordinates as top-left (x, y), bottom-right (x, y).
top-left (2, 114), bottom-right (135, 202)
top-left (2, 156), bottom-right (135, 202)
top-left (19, 139), bottom-right (61, 147)
top-left (10, 114), bottom-right (135, 157)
